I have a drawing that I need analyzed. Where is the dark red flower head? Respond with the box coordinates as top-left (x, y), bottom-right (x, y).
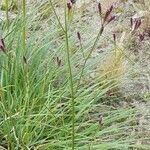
top-left (104, 5), bottom-right (114, 23)
top-left (113, 33), bottom-right (116, 43)
top-left (139, 33), bottom-right (145, 42)
top-left (131, 18), bottom-right (142, 32)
top-left (23, 56), bottom-right (27, 64)
top-left (67, 2), bottom-right (72, 11)
top-left (0, 38), bottom-right (6, 53)
top-left (98, 2), bottom-right (102, 16)
top-left (77, 32), bottom-right (81, 41)
top-left (107, 15), bottom-right (116, 24)
top-left (70, 0), bottom-right (76, 4)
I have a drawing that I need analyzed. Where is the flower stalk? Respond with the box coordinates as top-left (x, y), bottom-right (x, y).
top-left (22, 0), bottom-right (26, 53)
top-left (65, 2), bottom-right (75, 149)
top-left (5, 0), bottom-right (9, 28)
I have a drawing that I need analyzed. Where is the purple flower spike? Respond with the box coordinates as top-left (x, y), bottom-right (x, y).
top-left (70, 0), bottom-right (76, 4)
top-left (107, 15), bottom-right (116, 24)
top-left (23, 56), bottom-right (27, 64)
top-left (67, 2), bottom-right (72, 11)
top-left (77, 32), bottom-right (81, 41)
top-left (104, 5), bottom-right (114, 23)
top-left (98, 2), bottom-right (102, 16)
top-left (56, 57), bottom-right (61, 67)
top-left (139, 33), bottom-right (145, 41)
top-left (130, 18), bottom-right (133, 28)
top-left (0, 38), bottom-right (6, 53)
top-left (135, 19), bottom-right (141, 30)
top-left (113, 33), bottom-right (116, 43)
top-left (132, 19), bottom-right (142, 32)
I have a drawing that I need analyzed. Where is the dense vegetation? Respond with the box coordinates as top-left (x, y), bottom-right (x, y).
top-left (0, 0), bottom-right (149, 149)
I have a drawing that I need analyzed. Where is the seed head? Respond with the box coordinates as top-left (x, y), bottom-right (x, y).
top-left (77, 32), bottom-right (81, 41)
top-left (139, 33), bottom-right (145, 41)
top-left (132, 18), bottom-right (142, 32)
top-left (134, 19), bottom-right (141, 30)
top-left (107, 15), bottom-right (116, 24)
top-left (104, 5), bottom-right (114, 23)
top-left (130, 18), bottom-right (133, 28)
top-left (67, 2), bottom-right (72, 11)
top-left (98, 114), bottom-right (103, 126)
top-left (113, 33), bottom-right (116, 43)
top-left (56, 57), bottom-right (61, 67)
top-left (0, 38), bottom-right (6, 53)
top-left (23, 56), bottom-right (27, 64)
top-left (70, 0), bottom-right (76, 4)
top-left (98, 2), bottom-right (102, 16)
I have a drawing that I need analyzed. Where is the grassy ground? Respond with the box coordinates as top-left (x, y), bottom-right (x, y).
top-left (0, 0), bottom-right (150, 149)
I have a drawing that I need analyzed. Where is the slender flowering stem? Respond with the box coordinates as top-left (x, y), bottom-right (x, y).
top-left (65, 1), bottom-right (75, 149)
top-left (98, 2), bottom-right (102, 16)
top-left (22, 0), bottom-right (26, 53)
top-left (0, 38), bottom-right (6, 53)
top-left (103, 5), bottom-right (113, 24)
top-left (5, 0), bottom-right (9, 28)
top-left (22, 0), bottom-right (30, 115)
top-left (76, 26), bottom-right (104, 92)
top-left (49, 0), bottom-right (65, 33)
top-left (77, 32), bottom-right (85, 59)
top-left (75, 3), bottom-right (116, 91)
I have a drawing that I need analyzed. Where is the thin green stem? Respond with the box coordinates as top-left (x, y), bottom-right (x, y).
top-left (49, 0), bottom-right (65, 33)
top-left (64, 3), bottom-right (75, 150)
top-left (79, 40), bottom-right (85, 59)
top-left (5, 0), bottom-right (9, 28)
top-left (75, 26), bottom-right (104, 92)
top-left (22, 0), bottom-right (26, 53)
top-left (22, 0), bottom-right (29, 114)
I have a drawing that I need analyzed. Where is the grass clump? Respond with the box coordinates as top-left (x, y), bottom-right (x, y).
top-left (0, 0), bottom-right (149, 149)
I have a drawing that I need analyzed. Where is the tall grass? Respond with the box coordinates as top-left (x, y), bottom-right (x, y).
top-left (5, 0), bottom-right (9, 28)
top-left (64, 3), bottom-right (75, 149)
top-left (22, 0), bottom-right (26, 53)
top-left (0, 1), bottom-right (150, 149)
